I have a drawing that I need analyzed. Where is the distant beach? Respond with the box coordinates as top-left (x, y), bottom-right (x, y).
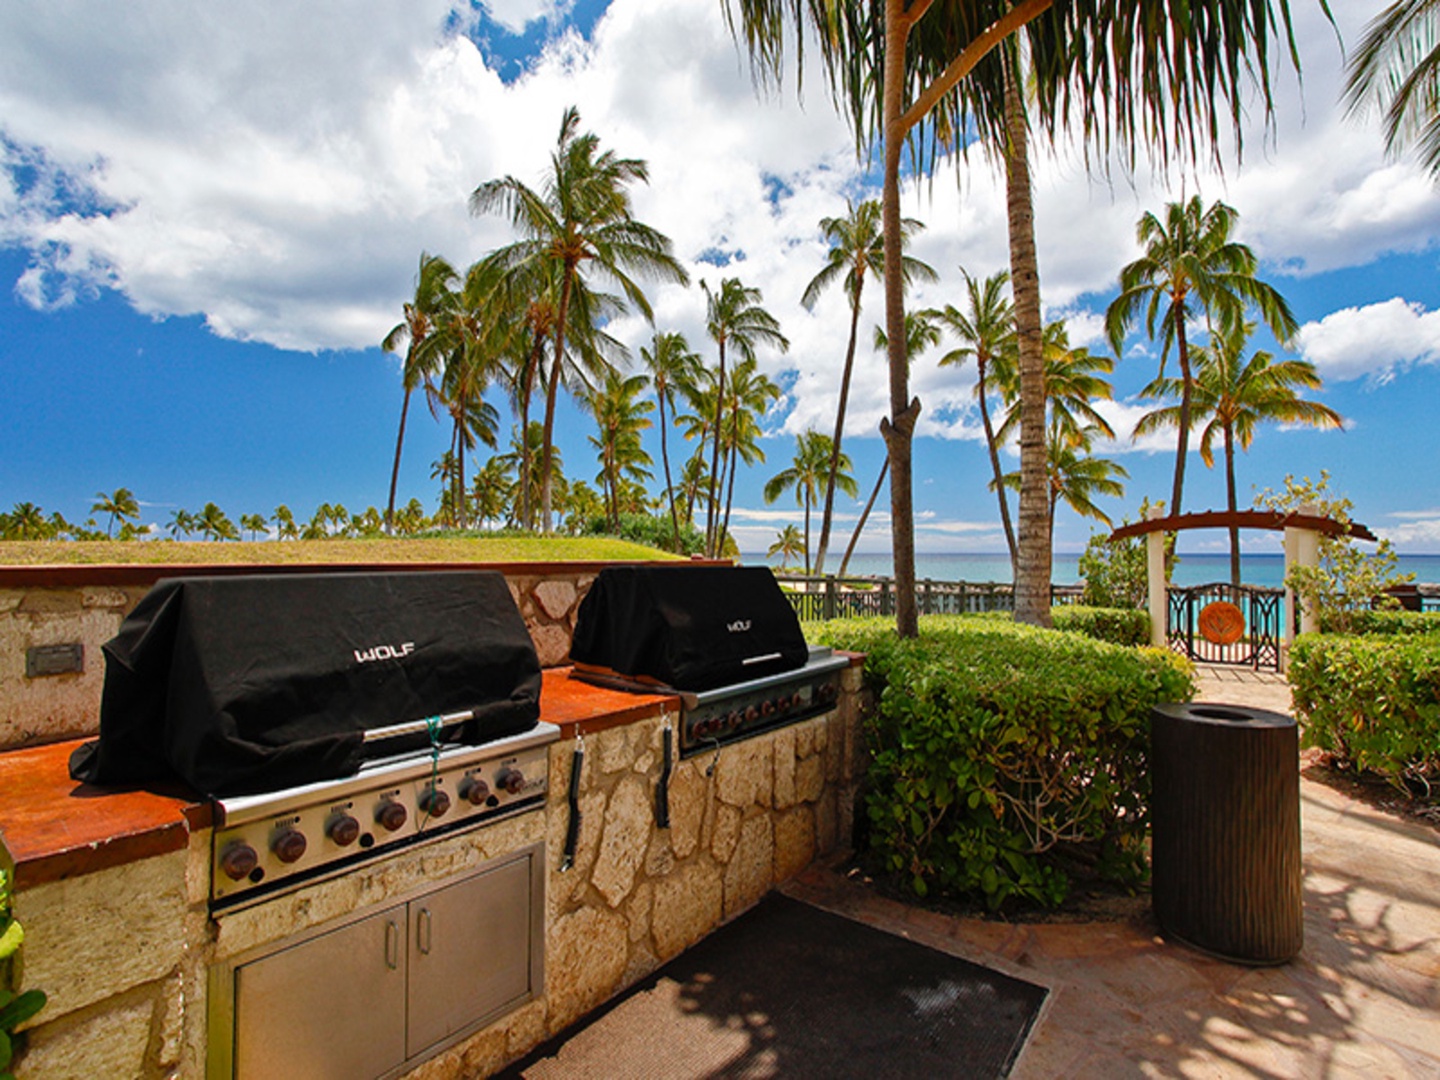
top-left (743, 551), bottom-right (1440, 590)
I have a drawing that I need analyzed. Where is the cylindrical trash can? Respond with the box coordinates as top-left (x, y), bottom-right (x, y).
top-left (1151, 701), bottom-right (1302, 965)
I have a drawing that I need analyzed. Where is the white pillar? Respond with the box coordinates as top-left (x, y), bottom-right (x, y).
top-left (1146, 505), bottom-right (1168, 648)
top-left (1282, 502), bottom-right (1322, 657)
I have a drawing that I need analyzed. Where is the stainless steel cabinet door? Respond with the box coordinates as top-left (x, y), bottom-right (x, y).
top-left (406, 853), bottom-right (534, 1057)
top-left (234, 904), bottom-right (408, 1080)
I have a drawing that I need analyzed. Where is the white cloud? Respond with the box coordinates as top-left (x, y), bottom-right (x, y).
top-left (1294, 298), bottom-right (1440, 383)
top-left (0, 0), bottom-right (1432, 439)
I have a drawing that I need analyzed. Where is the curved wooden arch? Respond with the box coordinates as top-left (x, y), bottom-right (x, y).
top-left (1108, 509), bottom-right (1376, 543)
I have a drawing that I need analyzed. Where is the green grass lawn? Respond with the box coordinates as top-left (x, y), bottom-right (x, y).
top-left (0, 536), bottom-right (682, 566)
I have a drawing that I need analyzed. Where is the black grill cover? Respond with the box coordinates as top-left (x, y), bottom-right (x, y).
top-left (570, 565), bottom-right (808, 691)
top-left (69, 571), bottom-right (541, 797)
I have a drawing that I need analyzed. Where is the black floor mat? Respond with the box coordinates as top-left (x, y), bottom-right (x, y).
top-left (503, 893), bottom-right (1047, 1079)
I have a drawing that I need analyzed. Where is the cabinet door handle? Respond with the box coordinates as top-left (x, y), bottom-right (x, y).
top-left (385, 919), bottom-right (399, 970)
top-left (417, 907), bottom-right (432, 955)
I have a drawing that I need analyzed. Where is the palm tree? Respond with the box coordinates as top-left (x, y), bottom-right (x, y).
top-left (726, 0), bottom-right (1319, 639)
top-left (471, 456), bottom-right (513, 530)
top-left (801, 198), bottom-right (935, 576)
top-left (4, 502), bottom-right (50, 540)
top-left (1136, 320), bottom-right (1343, 583)
top-left (1105, 197), bottom-right (1298, 515)
top-left (718, 359), bottom-right (783, 551)
top-left (1345, 0), bottom-right (1440, 177)
top-left (272, 505), bottom-right (298, 540)
top-left (837, 311), bottom-right (942, 578)
top-left (196, 502), bottom-right (237, 541)
top-left (999, 423), bottom-right (1129, 546)
top-left (471, 106), bottom-right (689, 532)
top-left (239, 513), bottom-right (267, 541)
top-left (768, 524), bottom-right (807, 570)
top-left (587, 370), bottom-right (654, 533)
top-left (994, 321), bottom-right (1117, 451)
top-left (166, 508), bottom-right (195, 540)
top-left (382, 252), bottom-right (457, 533)
top-left (930, 268), bottom-right (1017, 567)
top-left (701, 278), bottom-right (789, 557)
top-left (764, 430), bottom-right (855, 575)
top-left (91, 488), bottom-right (139, 539)
top-left (425, 259), bottom-right (512, 528)
top-left (641, 331), bottom-right (703, 551)
top-left (396, 498), bottom-right (429, 536)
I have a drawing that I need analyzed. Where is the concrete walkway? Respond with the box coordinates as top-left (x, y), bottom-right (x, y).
top-left (783, 665), bottom-right (1440, 1078)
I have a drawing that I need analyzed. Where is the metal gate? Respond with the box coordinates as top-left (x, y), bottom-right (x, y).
top-left (1167, 581), bottom-right (1284, 670)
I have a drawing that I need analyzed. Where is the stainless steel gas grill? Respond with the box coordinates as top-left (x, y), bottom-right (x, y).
top-left (569, 565), bottom-right (849, 755)
top-left (70, 570), bottom-right (558, 1079)
top-left (575, 646), bottom-right (847, 755)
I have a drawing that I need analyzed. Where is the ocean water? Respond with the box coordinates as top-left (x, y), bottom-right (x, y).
top-left (742, 551), bottom-right (1440, 589)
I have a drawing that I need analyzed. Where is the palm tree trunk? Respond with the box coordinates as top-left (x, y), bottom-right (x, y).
top-left (385, 386), bottom-right (412, 535)
top-left (814, 280), bottom-right (864, 576)
top-left (803, 489), bottom-right (813, 575)
top-left (520, 336), bottom-right (542, 530)
top-left (721, 415), bottom-right (740, 556)
top-left (882, 0), bottom-right (919, 638)
top-left (977, 359), bottom-right (1018, 569)
top-left (706, 341), bottom-right (728, 557)
top-left (1225, 422), bottom-right (1241, 585)
top-left (1006, 59), bottom-right (1052, 629)
top-left (839, 456), bottom-right (888, 579)
top-left (1172, 318), bottom-right (1193, 517)
top-left (453, 417), bottom-right (467, 530)
top-left (542, 270), bottom-right (575, 534)
top-left (659, 393), bottom-right (680, 551)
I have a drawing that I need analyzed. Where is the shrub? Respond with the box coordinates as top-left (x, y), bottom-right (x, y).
top-left (814, 616), bottom-right (1195, 909)
top-left (1078, 497), bottom-right (1173, 609)
top-left (1052, 605), bottom-right (1151, 647)
top-left (1290, 633), bottom-right (1440, 792)
top-left (1, 868), bottom-right (47, 1079)
top-left (582, 513), bottom-right (705, 555)
top-left (1318, 609), bottom-right (1440, 636)
top-left (1257, 472), bottom-right (1413, 633)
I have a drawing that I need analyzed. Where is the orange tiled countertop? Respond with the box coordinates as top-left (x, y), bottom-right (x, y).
top-left (0, 669), bottom-right (676, 891)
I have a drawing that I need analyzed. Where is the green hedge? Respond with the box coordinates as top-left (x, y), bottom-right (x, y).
top-left (1318, 609), bottom-right (1440, 636)
top-left (1051, 605), bottom-right (1151, 646)
top-left (1290, 632), bottom-right (1440, 790)
top-left (814, 616), bottom-right (1194, 909)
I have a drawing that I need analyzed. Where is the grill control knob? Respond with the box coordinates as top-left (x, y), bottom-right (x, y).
top-left (272, 828), bottom-right (307, 864)
top-left (460, 777), bottom-right (491, 805)
top-left (328, 813), bottom-right (360, 847)
top-left (760, 698), bottom-right (776, 717)
top-left (790, 691), bottom-right (805, 709)
top-left (495, 766), bottom-right (525, 795)
top-left (376, 800), bottom-right (408, 832)
top-left (420, 787), bottom-right (451, 818)
top-left (219, 841), bottom-right (259, 881)
top-left (817, 682), bottom-right (837, 703)
top-left (744, 705), bottom-right (760, 724)
top-left (727, 710), bottom-right (744, 729)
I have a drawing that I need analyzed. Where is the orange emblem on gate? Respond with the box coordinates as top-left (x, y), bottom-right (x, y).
top-left (1198, 600), bottom-right (1245, 645)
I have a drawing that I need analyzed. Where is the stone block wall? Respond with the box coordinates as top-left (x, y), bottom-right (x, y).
top-left (0, 584), bottom-right (151, 749)
top-left (0, 565), bottom-right (605, 752)
top-left (11, 837), bottom-right (212, 1079)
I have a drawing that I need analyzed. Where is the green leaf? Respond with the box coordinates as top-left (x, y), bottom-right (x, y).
top-left (0, 990), bottom-right (45, 1032)
top-left (0, 923), bottom-right (21, 962)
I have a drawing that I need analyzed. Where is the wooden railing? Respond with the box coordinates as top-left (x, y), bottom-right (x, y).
top-left (773, 573), bottom-right (1084, 622)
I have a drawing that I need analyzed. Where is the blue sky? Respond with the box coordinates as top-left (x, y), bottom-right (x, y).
top-left (3, 1), bottom-right (1440, 556)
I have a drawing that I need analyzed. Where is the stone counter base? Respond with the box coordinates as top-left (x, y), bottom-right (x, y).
top-left (10, 665), bottom-right (868, 1078)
